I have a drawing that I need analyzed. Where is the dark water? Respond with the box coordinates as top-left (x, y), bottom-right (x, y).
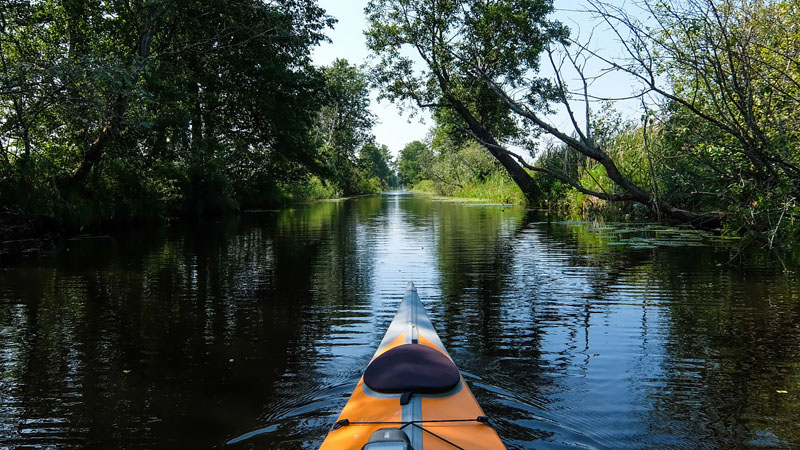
top-left (1, 192), bottom-right (798, 449)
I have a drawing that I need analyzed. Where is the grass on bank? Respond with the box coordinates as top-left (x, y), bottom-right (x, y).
top-left (410, 171), bottom-right (527, 205)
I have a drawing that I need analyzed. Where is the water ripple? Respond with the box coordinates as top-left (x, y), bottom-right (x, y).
top-left (0, 193), bottom-right (797, 449)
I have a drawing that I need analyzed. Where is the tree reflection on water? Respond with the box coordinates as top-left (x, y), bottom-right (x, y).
top-left (0, 193), bottom-right (797, 449)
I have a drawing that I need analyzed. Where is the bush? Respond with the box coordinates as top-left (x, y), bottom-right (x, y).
top-left (411, 179), bottom-right (436, 193)
top-left (282, 176), bottom-right (342, 202)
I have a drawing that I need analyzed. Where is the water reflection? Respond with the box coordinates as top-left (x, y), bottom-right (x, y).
top-left (0, 193), bottom-right (797, 449)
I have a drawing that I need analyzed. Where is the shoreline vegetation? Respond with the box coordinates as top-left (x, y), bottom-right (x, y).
top-left (370, 0), bottom-right (799, 258)
top-left (0, 0), bottom-right (395, 256)
top-left (2, 1), bottom-right (798, 261)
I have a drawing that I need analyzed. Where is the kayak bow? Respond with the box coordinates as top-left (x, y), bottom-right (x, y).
top-left (319, 282), bottom-right (506, 450)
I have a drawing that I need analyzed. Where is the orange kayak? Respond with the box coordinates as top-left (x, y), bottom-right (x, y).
top-left (319, 282), bottom-right (506, 450)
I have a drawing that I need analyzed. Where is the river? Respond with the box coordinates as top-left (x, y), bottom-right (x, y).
top-left (1, 192), bottom-right (798, 449)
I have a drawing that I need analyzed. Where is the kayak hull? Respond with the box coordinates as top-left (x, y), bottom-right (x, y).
top-left (319, 283), bottom-right (506, 450)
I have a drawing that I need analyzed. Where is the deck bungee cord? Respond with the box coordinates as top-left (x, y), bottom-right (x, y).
top-left (332, 416), bottom-right (491, 429)
top-left (332, 416), bottom-right (493, 450)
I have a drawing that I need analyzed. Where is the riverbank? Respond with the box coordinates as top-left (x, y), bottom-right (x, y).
top-left (409, 174), bottom-right (800, 265)
top-left (410, 172), bottom-right (527, 205)
top-left (0, 176), bottom-right (375, 258)
top-left (410, 174), bottom-right (634, 220)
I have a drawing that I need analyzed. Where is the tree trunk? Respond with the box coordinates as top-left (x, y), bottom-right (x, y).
top-left (450, 102), bottom-right (539, 199)
top-left (69, 7), bottom-right (158, 186)
top-left (483, 79), bottom-right (723, 227)
top-left (71, 94), bottom-right (126, 184)
top-left (450, 96), bottom-right (722, 226)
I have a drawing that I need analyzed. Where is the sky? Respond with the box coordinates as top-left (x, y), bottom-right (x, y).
top-left (310, 0), bottom-right (647, 158)
top-left (311, 0), bottom-right (428, 157)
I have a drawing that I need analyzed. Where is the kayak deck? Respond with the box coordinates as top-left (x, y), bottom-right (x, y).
top-left (319, 282), bottom-right (506, 450)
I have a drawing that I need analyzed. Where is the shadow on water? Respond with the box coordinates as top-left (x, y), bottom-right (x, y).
top-left (0, 198), bottom-right (384, 449)
top-left (1, 192), bottom-right (798, 449)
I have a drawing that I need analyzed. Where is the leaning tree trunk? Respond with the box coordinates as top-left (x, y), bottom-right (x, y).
top-left (444, 91), bottom-right (721, 227)
top-left (450, 102), bottom-right (540, 199)
top-left (482, 80), bottom-right (722, 227)
top-left (71, 94), bottom-right (127, 185)
top-left (69, 7), bottom-right (159, 186)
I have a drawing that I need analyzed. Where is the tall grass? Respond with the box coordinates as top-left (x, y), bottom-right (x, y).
top-left (412, 172), bottom-right (526, 204)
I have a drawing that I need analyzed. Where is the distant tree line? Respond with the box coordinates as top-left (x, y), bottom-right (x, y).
top-left (370, 0), bottom-right (799, 252)
top-left (0, 1), bottom-right (395, 243)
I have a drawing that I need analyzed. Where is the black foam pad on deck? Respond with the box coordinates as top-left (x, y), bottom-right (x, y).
top-left (364, 344), bottom-right (460, 394)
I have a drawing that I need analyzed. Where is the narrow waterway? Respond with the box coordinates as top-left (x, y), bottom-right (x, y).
top-left (1, 192), bottom-right (798, 449)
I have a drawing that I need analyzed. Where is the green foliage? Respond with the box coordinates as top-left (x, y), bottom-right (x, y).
top-left (651, 0), bottom-right (800, 249)
top-left (308, 59), bottom-right (398, 196)
top-left (536, 101), bottom-right (800, 250)
top-left (365, 0), bottom-right (566, 146)
top-left (282, 176), bottom-right (342, 203)
top-left (365, 0), bottom-right (799, 254)
top-left (0, 1), bottom-right (392, 239)
top-left (357, 142), bottom-right (396, 190)
top-left (532, 106), bottom-right (662, 217)
top-left (411, 179), bottom-right (436, 193)
top-left (315, 58), bottom-right (376, 192)
top-left (411, 135), bottom-right (524, 204)
top-left (452, 171), bottom-right (527, 204)
top-left (355, 175), bottom-right (385, 195)
top-left (397, 140), bottom-right (427, 186)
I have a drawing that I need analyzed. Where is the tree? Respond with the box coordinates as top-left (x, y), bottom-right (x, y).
top-left (1, 0), bottom-right (335, 221)
top-left (358, 142), bottom-right (394, 188)
top-left (397, 140), bottom-right (427, 186)
top-left (365, 0), bottom-right (721, 225)
top-left (314, 58), bottom-right (376, 193)
top-left (580, 0), bottom-right (799, 243)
